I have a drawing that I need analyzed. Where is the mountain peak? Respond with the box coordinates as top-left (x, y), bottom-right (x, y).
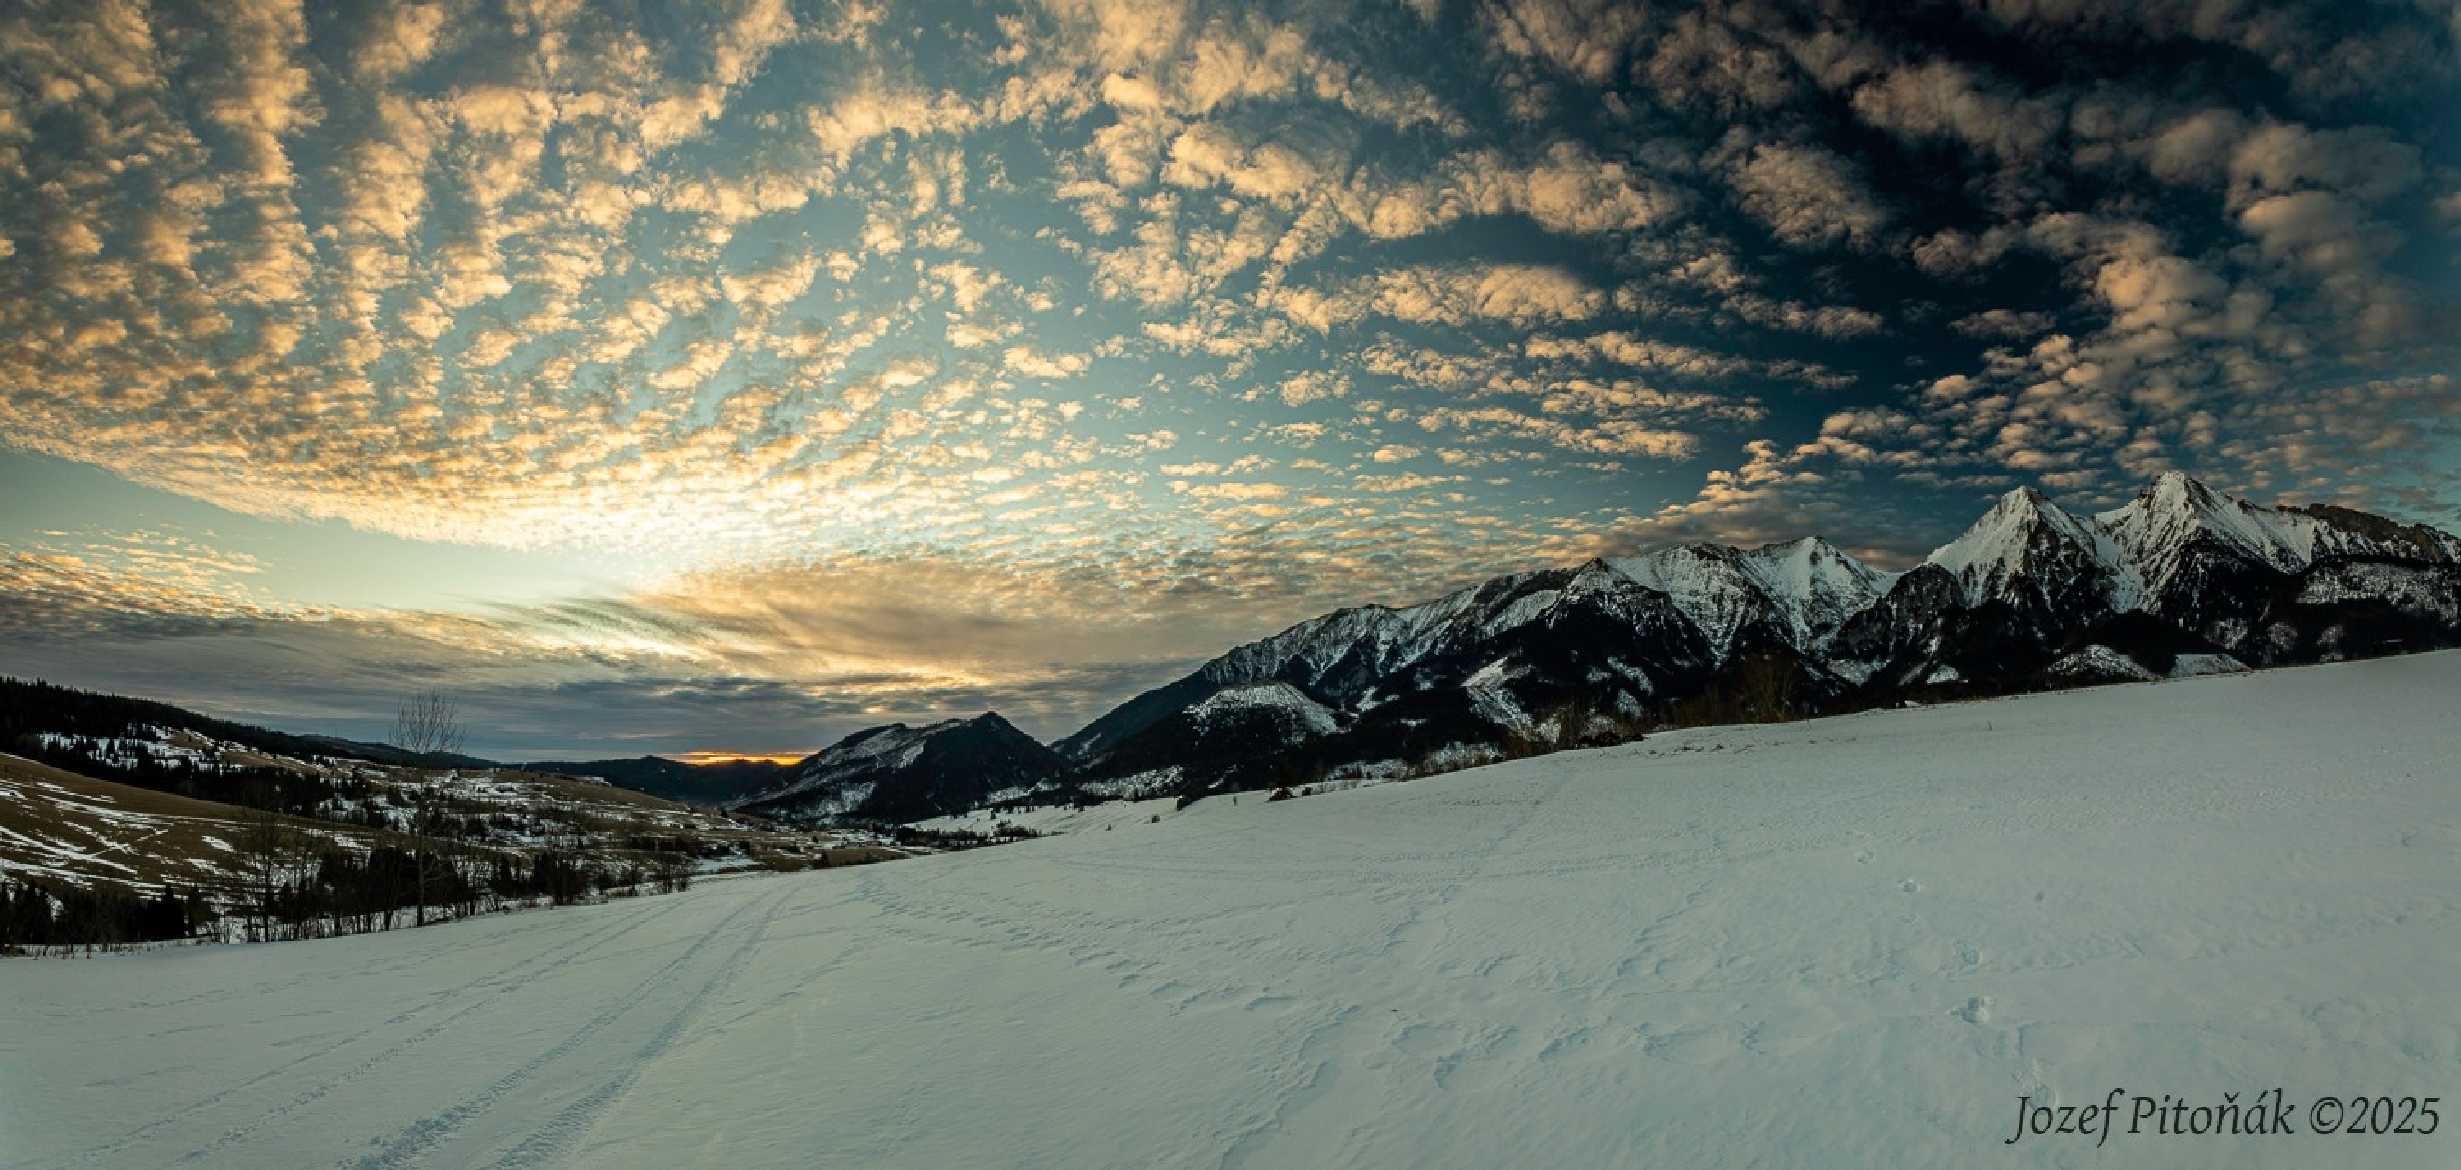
top-left (2146, 469), bottom-right (2225, 509)
top-left (2101, 471), bottom-right (2315, 583)
top-left (1992, 484), bottom-right (2056, 514)
top-left (1926, 483), bottom-right (2120, 607)
top-left (1938, 485), bottom-right (2084, 554)
top-left (732, 710), bottom-right (1063, 823)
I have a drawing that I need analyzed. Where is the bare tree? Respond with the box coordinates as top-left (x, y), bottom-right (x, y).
top-left (239, 805), bottom-right (301, 943)
top-left (1733, 654), bottom-right (1798, 723)
top-left (390, 692), bottom-right (468, 927)
top-left (392, 691), bottom-right (468, 758)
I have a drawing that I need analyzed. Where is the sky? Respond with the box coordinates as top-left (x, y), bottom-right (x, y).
top-left (1, 0), bottom-right (2457, 759)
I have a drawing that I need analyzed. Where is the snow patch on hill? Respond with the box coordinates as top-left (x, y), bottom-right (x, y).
top-left (2045, 644), bottom-right (2156, 682)
top-left (1186, 682), bottom-right (1339, 738)
top-left (2168, 652), bottom-right (2248, 677)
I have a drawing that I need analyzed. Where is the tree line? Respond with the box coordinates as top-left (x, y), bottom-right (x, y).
top-left (4, 689), bottom-right (706, 954)
top-left (0, 877), bottom-right (213, 952)
top-left (8, 733), bottom-right (341, 816)
top-left (0, 676), bottom-right (408, 766)
top-left (1, 840), bottom-right (695, 952)
top-left (230, 806), bottom-right (696, 943)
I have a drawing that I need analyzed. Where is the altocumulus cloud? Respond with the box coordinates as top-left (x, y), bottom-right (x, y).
top-left (0, 0), bottom-right (2456, 754)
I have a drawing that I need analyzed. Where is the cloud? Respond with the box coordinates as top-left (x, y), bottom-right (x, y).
top-left (1718, 293), bottom-right (1885, 338)
top-left (353, 3), bottom-right (447, 81)
top-left (1179, 481), bottom-right (1287, 501)
top-left (1950, 309), bottom-right (2058, 339)
top-left (1724, 141), bottom-right (1892, 249)
top-left (1002, 345), bottom-right (1093, 378)
top-left (1908, 226), bottom-right (2022, 277)
top-left (720, 253), bottom-right (825, 309)
top-left (0, 0), bottom-right (2454, 747)
top-left (1266, 263), bottom-right (1608, 330)
top-left (1454, 140), bottom-right (1680, 235)
top-left (2126, 112), bottom-right (2422, 208)
top-left (1966, 0), bottom-right (2455, 102)
top-left (1480, 0), bottom-right (1645, 85)
top-left (199, 0), bottom-right (319, 192)
top-left (1419, 405), bottom-right (1699, 459)
top-left (1160, 123), bottom-right (1322, 203)
top-left (1272, 370), bottom-right (1350, 406)
top-left (1848, 59), bottom-right (2063, 162)
top-left (1038, 0), bottom-right (1193, 73)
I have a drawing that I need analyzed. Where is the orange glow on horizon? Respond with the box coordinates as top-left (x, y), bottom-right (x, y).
top-left (670, 751), bottom-right (808, 767)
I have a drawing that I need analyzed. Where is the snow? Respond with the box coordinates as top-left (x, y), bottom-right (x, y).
top-left (1605, 545), bottom-right (1768, 655)
top-left (1927, 487), bottom-right (2133, 608)
top-left (1072, 765), bottom-right (1182, 800)
top-left (1187, 537), bottom-right (1889, 720)
top-left (1597, 539), bottom-right (1895, 658)
top-left (727, 724), bottom-right (934, 809)
top-left (2297, 561), bottom-right (2460, 620)
top-left (789, 779), bottom-right (875, 820)
top-left (1190, 576), bottom-right (1545, 708)
top-left (2168, 652), bottom-right (2249, 678)
top-left (1060, 475), bottom-right (2448, 770)
top-left (32, 733), bottom-right (223, 772)
top-left (1480, 588), bottom-right (1560, 637)
top-left (1601, 656), bottom-right (1654, 694)
top-left (2045, 644), bottom-right (2156, 682)
top-left (915, 794), bottom-right (1233, 837)
top-left (2099, 471), bottom-right (2320, 592)
top-left (1735, 536), bottom-right (1898, 646)
top-left (6, 652), bottom-right (2458, 1170)
top-left (0, 768), bottom-right (188, 885)
top-left (1924, 473), bottom-right (2455, 618)
top-left (1461, 657), bottom-right (1515, 689)
top-left (1461, 658), bottom-right (1530, 729)
top-left (1186, 682), bottom-right (1341, 738)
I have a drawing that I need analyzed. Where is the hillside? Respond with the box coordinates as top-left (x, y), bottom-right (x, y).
top-left (0, 753), bottom-right (330, 893)
top-left (5, 652), bottom-right (2452, 1168)
top-left (0, 677), bottom-right (494, 770)
top-left (0, 724), bottom-right (897, 947)
top-left (730, 712), bottom-right (1064, 823)
top-left (523, 756), bottom-right (791, 807)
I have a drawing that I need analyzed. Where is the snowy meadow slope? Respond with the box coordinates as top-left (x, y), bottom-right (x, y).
top-left (5, 653), bottom-right (2457, 1170)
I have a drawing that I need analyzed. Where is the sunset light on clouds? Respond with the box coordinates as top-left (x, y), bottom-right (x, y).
top-left (1, 0), bottom-right (2456, 757)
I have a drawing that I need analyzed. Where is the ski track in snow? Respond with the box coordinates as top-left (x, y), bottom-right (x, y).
top-left (42, 893), bottom-right (699, 1169)
top-left (4, 654), bottom-right (2459, 1170)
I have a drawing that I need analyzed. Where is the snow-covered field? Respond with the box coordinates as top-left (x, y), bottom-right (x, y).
top-left (5, 654), bottom-right (2457, 1169)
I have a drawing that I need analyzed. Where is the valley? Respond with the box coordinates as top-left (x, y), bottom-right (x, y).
top-left (5, 652), bottom-right (2453, 1169)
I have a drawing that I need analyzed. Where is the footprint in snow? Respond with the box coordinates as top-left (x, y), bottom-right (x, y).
top-left (1956, 995), bottom-right (1993, 1025)
top-left (1900, 878), bottom-right (1921, 893)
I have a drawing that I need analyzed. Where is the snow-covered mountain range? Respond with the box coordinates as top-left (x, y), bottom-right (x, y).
top-left (725, 472), bottom-right (2461, 822)
top-left (729, 713), bottom-right (1061, 823)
